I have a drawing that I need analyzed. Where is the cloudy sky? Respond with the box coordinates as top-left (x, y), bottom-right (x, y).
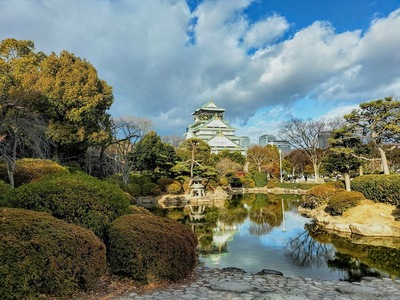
top-left (1, 0), bottom-right (400, 143)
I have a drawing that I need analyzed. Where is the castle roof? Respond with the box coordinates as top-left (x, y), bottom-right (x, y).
top-left (192, 99), bottom-right (225, 115)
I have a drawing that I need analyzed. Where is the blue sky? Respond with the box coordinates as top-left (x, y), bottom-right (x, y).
top-left (1, 0), bottom-right (399, 143)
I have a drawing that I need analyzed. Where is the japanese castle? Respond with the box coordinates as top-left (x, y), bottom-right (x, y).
top-left (185, 99), bottom-right (247, 155)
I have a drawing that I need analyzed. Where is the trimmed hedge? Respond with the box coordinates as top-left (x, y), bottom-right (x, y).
top-left (0, 180), bottom-right (12, 205)
top-left (301, 183), bottom-right (344, 209)
top-left (324, 191), bottom-right (366, 216)
top-left (253, 172), bottom-right (267, 187)
top-left (0, 208), bottom-right (106, 300)
top-left (108, 213), bottom-right (198, 282)
top-left (0, 158), bottom-right (68, 187)
top-left (2, 173), bottom-right (131, 240)
top-left (351, 174), bottom-right (400, 205)
top-left (166, 182), bottom-right (182, 194)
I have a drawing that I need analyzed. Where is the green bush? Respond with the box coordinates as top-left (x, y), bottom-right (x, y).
top-left (0, 180), bottom-right (12, 205)
top-left (0, 158), bottom-right (68, 187)
top-left (166, 182), bottom-right (182, 194)
top-left (3, 173), bottom-right (131, 240)
top-left (141, 182), bottom-right (159, 196)
top-left (0, 208), bottom-right (106, 300)
top-left (108, 213), bottom-right (198, 282)
top-left (253, 172), bottom-right (267, 187)
top-left (239, 176), bottom-right (255, 188)
top-left (157, 177), bottom-right (176, 191)
top-left (301, 183), bottom-right (344, 209)
top-left (266, 179), bottom-right (277, 188)
top-left (324, 191), bottom-right (365, 216)
top-left (130, 174), bottom-right (152, 186)
top-left (351, 175), bottom-right (400, 205)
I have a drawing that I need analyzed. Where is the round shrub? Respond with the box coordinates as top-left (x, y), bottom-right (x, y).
top-left (0, 180), bottom-right (12, 206)
top-left (141, 181), bottom-right (158, 196)
top-left (0, 208), bottom-right (106, 300)
top-left (351, 174), bottom-right (400, 205)
top-left (324, 191), bottom-right (366, 216)
top-left (0, 158), bottom-right (68, 187)
top-left (302, 183), bottom-right (344, 209)
top-left (3, 173), bottom-right (131, 240)
top-left (253, 172), bottom-right (268, 187)
top-left (166, 182), bottom-right (182, 194)
top-left (239, 176), bottom-right (255, 188)
top-left (157, 177), bottom-right (176, 191)
top-left (108, 213), bottom-right (198, 282)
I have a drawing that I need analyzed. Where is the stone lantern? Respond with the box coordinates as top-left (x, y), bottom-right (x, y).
top-left (189, 176), bottom-right (206, 198)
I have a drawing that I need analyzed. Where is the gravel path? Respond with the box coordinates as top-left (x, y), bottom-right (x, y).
top-left (114, 267), bottom-right (400, 300)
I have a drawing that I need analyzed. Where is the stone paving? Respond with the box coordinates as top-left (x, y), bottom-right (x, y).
top-left (115, 267), bottom-right (400, 300)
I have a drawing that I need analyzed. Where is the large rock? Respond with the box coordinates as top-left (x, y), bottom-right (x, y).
top-left (349, 223), bottom-right (394, 236)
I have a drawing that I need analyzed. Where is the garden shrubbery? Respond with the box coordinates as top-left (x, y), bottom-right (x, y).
top-left (253, 172), bottom-right (267, 187)
top-left (0, 208), bottom-right (107, 300)
top-left (239, 175), bottom-right (255, 188)
top-left (2, 173), bottom-right (131, 240)
top-left (301, 183), bottom-right (344, 209)
top-left (324, 191), bottom-right (366, 216)
top-left (108, 213), bottom-right (198, 282)
top-left (166, 181), bottom-right (182, 194)
top-left (0, 180), bottom-right (11, 205)
top-left (351, 174), bottom-right (400, 205)
top-left (0, 158), bottom-right (68, 187)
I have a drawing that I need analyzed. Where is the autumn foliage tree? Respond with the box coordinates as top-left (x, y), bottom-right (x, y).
top-left (0, 39), bottom-right (50, 187)
top-left (35, 50), bottom-right (114, 163)
top-left (0, 38), bottom-right (115, 171)
top-left (246, 145), bottom-right (278, 175)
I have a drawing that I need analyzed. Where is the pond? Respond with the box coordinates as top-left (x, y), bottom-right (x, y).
top-left (146, 193), bottom-right (400, 282)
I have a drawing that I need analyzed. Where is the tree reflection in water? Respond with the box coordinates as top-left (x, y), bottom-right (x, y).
top-left (286, 228), bottom-right (334, 268)
top-left (303, 222), bottom-right (400, 281)
top-left (151, 193), bottom-right (400, 280)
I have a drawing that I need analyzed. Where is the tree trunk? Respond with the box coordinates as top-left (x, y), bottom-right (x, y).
top-left (312, 163), bottom-right (319, 182)
top-left (377, 146), bottom-right (390, 174)
top-left (359, 165), bottom-right (363, 176)
top-left (6, 159), bottom-right (15, 188)
top-left (5, 138), bottom-right (18, 188)
top-left (344, 173), bottom-right (351, 191)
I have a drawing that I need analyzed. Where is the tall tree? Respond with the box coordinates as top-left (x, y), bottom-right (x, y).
top-left (344, 97), bottom-right (400, 174)
top-left (0, 38), bottom-right (49, 187)
top-left (323, 128), bottom-right (363, 191)
top-left (246, 145), bottom-right (278, 173)
top-left (173, 138), bottom-right (212, 179)
top-left (284, 149), bottom-right (310, 177)
top-left (280, 118), bottom-right (329, 181)
top-left (108, 116), bottom-right (151, 184)
top-left (35, 50), bottom-right (113, 162)
top-left (131, 131), bottom-right (178, 179)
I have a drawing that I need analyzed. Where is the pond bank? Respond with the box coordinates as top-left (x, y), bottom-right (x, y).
top-left (299, 199), bottom-right (400, 237)
top-left (114, 267), bottom-right (400, 300)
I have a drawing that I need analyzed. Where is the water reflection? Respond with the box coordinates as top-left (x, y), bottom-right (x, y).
top-left (147, 193), bottom-right (400, 281)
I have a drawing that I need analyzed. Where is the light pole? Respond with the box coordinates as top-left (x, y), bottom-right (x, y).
top-left (279, 149), bottom-right (283, 183)
top-left (281, 198), bottom-right (286, 232)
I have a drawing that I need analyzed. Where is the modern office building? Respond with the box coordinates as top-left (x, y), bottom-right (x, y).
top-left (259, 134), bottom-right (291, 154)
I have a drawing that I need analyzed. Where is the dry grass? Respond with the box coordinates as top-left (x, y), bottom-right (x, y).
top-left (341, 199), bottom-right (396, 224)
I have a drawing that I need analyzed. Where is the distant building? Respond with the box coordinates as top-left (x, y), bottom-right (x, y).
top-left (259, 134), bottom-right (276, 147)
top-left (185, 99), bottom-right (248, 155)
top-left (259, 134), bottom-right (291, 154)
top-left (238, 136), bottom-right (250, 148)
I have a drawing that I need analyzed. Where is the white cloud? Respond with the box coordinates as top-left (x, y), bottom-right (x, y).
top-left (1, 1), bottom-right (399, 141)
top-left (242, 14), bottom-right (289, 49)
